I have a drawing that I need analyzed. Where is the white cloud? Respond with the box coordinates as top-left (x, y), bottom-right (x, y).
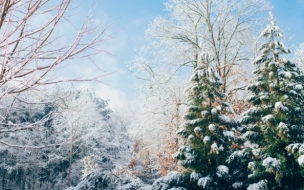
top-left (94, 83), bottom-right (128, 111)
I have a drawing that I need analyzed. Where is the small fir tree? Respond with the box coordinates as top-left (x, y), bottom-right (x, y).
top-left (241, 12), bottom-right (304, 189)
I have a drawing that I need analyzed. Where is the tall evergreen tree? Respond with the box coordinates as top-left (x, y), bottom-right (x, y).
top-left (241, 12), bottom-right (304, 189)
top-left (153, 46), bottom-right (238, 189)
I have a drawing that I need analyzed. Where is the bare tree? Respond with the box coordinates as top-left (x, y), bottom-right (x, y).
top-left (53, 88), bottom-right (105, 187)
top-left (130, 0), bottom-right (271, 102)
top-left (295, 42), bottom-right (304, 71)
top-left (0, 0), bottom-right (111, 145)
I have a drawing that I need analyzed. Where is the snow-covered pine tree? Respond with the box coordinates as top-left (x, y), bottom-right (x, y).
top-left (241, 12), bottom-right (304, 189)
top-left (153, 46), bottom-right (238, 189)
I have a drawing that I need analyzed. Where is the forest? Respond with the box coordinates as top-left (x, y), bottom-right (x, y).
top-left (1, 0), bottom-right (304, 190)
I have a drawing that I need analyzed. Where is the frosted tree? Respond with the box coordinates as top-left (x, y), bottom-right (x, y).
top-left (53, 87), bottom-right (132, 188)
top-left (241, 12), bottom-right (304, 189)
top-left (130, 0), bottom-right (271, 114)
top-left (0, 0), bottom-right (111, 148)
top-left (294, 43), bottom-right (304, 72)
top-left (0, 87), bottom-right (67, 189)
top-left (0, 85), bottom-right (133, 189)
top-left (53, 88), bottom-right (102, 187)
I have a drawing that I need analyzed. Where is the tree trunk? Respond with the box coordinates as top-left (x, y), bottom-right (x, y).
top-left (68, 126), bottom-right (74, 187)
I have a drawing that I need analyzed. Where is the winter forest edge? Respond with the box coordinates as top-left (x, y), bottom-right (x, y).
top-left (1, 0), bottom-right (304, 190)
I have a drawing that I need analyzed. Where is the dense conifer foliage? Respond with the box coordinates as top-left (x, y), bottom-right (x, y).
top-left (240, 13), bottom-right (304, 189)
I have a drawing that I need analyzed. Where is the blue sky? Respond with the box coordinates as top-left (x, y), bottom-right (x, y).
top-left (271, 0), bottom-right (304, 45)
top-left (75, 0), bottom-right (304, 108)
